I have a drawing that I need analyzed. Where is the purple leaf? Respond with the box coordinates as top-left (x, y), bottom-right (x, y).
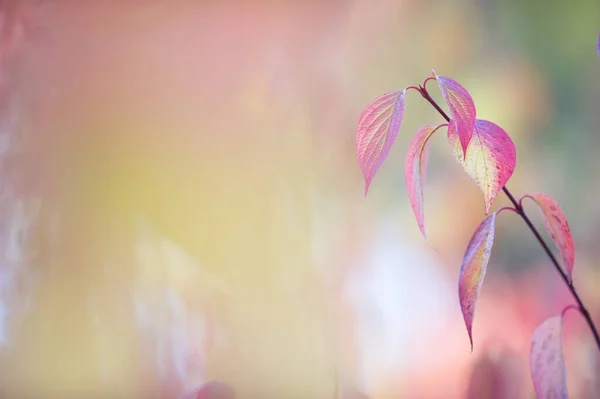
top-left (356, 90), bottom-right (406, 194)
top-left (404, 124), bottom-right (444, 241)
top-left (434, 72), bottom-right (476, 156)
top-left (458, 212), bottom-right (497, 350)
top-left (530, 315), bottom-right (568, 399)
top-left (448, 119), bottom-right (516, 214)
top-left (597, 32), bottom-right (600, 57)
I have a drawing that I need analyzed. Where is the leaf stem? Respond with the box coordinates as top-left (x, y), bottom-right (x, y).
top-left (417, 84), bottom-right (600, 354)
top-left (562, 303), bottom-right (581, 319)
top-left (497, 206), bottom-right (519, 216)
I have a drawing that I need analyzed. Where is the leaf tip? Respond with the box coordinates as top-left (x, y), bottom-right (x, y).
top-left (459, 288), bottom-right (475, 352)
top-left (462, 310), bottom-right (475, 352)
top-left (461, 141), bottom-right (469, 159)
top-left (469, 333), bottom-right (474, 353)
top-left (423, 233), bottom-right (436, 250)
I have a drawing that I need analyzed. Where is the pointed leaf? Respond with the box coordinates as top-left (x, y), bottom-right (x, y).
top-left (528, 193), bottom-right (575, 282)
top-left (404, 124), bottom-right (444, 240)
top-left (356, 90), bottom-right (406, 194)
top-left (434, 73), bottom-right (476, 156)
top-left (448, 119), bottom-right (516, 214)
top-left (459, 212), bottom-right (497, 350)
top-left (530, 315), bottom-right (568, 399)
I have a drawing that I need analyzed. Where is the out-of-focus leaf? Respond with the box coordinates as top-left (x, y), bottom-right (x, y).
top-left (404, 124), bottom-right (444, 241)
top-left (356, 90), bottom-right (406, 194)
top-left (530, 315), bottom-right (568, 399)
top-left (527, 193), bottom-right (575, 282)
top-left (448, 119), bottom-right (516, 214)
top-left (466, 348), bottom-right (525, 399)
top-left (182, 381), bottom-right (236, 399)
top-left (597, 32), bottom-right (600, 57)
top-left (434, 72), bottom-right (476, 156)
top-left (458, 212), bottom-right (497, 351)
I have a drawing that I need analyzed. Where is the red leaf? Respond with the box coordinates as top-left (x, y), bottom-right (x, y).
top-left (530, 315), bottom-right (568, 399)
top-left (404, 124), bottom-right (445, 240)
top-left (458, 212), bottom-right (497, 350)
top-left (526, 193), bottom-right (575, 282)
top-left (356, 90), bottom-right (406, 194)
top-left (434, 72), bottom-right (476, 156)
top-left (448, 119), bottom-right (516, 214)
top-left (182, 381), bottom-right (236, 399)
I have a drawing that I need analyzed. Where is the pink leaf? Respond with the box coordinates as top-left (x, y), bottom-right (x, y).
top-left (530, 315), bottom-right (568, 399)
top-left (356, 90), bottom-right (406, 194)
top-left (182, 381), bottom-right (236, 399)
top-left (448, 119), bottom-right (516, 214)
top-left (527, 193), bottom-right (575, 282)
top-left (404, 124), bottom-right (444, 240)
top-left (434, 72), bottom-right (476, 156)
top-left (459, 212), bottom-right (497, 350)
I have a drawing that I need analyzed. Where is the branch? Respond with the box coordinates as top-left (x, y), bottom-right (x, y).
top-left (417, 84), bottom-right (600, 353)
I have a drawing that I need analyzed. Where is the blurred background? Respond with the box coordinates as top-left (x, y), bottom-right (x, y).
top-left (0, 0), bottom-right (597, 397)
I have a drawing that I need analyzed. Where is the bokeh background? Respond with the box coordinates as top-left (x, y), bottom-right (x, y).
top-left (0, 0), bottom-right (598, 398)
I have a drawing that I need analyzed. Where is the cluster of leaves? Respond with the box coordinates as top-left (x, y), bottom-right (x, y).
top-left (181, 33), bottom-right (600, 399)
top-left (356, 70), bottom-right (585, 397)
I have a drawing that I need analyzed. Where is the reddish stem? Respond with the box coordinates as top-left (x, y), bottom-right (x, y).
top-left (415, 84), bottom-right (600, 354)
top-left (422, 76), bottom-right (437, 91)
top-left (405, 85), bottom-right (423, 95)
top-left (562, 304), bottom-right (581, 319)
top-left (518, 193), bottom-right (535, 209)
top-left (497, 206), bottom-right (519, 216)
